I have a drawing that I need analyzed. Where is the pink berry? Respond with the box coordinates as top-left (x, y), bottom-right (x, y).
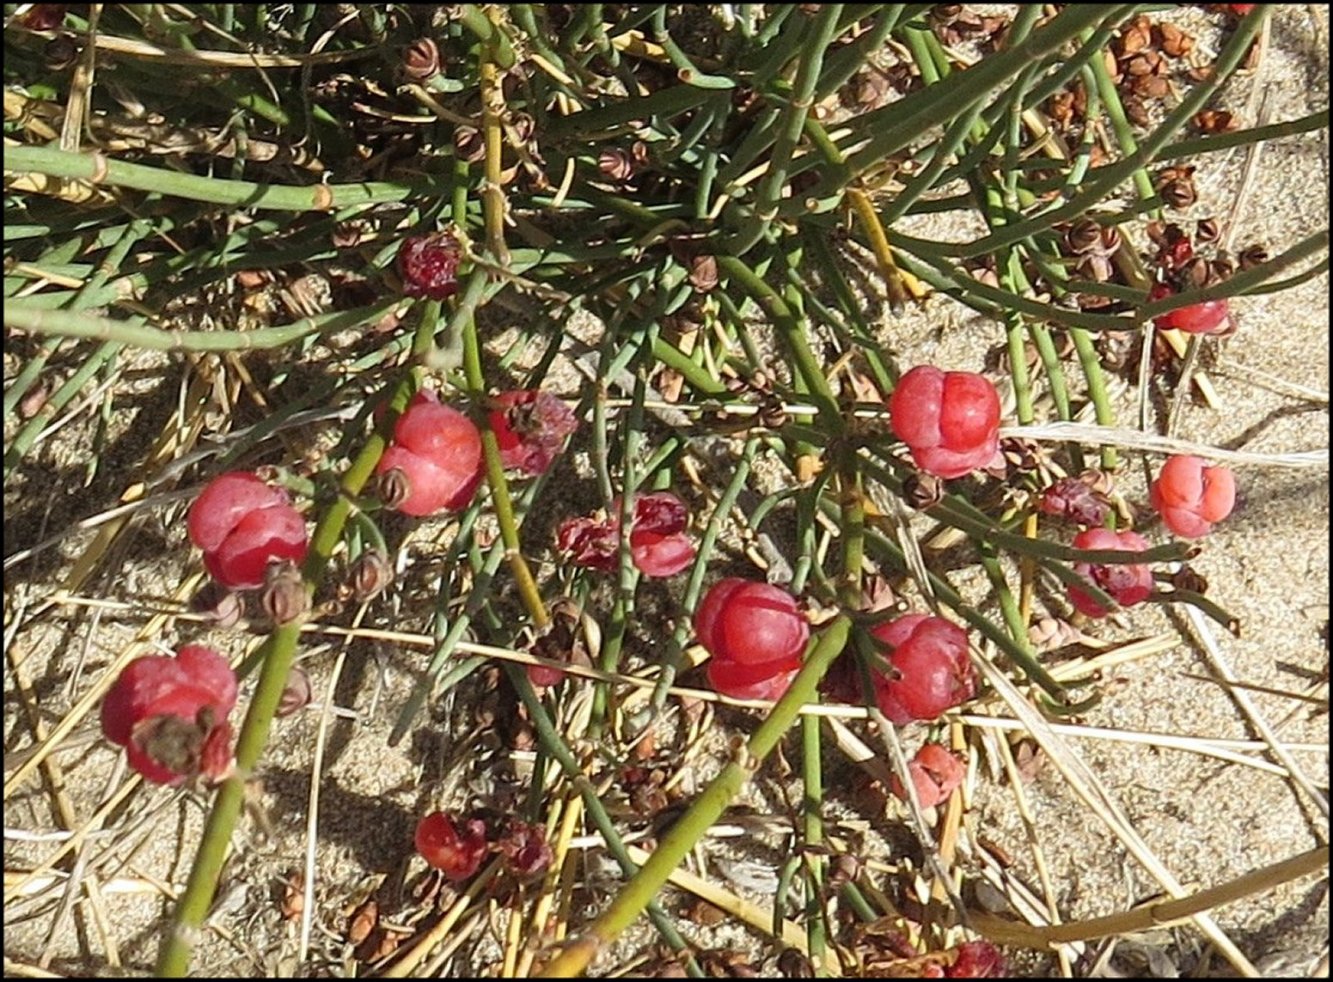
top-left (187, 471), bottom-right (308, 590)
top-left (889, 366), bottom-right (1001, 479)
top-left (890, 743), bottom-right (966, 808)
top-left (1149, 455), bottom-right (1236, 538)
top-left (398, 231), bottom-right (461, 301)
top-left (100, 645), bottom-right (237, 785)
top-left (489, 390), bottom-right (578, 476)
top-left (695, 578), bottom-right (809, 700)
top-left (415, 811), bottom-right (489, 881)
top-left (871, 613), bottom-right (975, 724)
top-left (375, 389), bottom-right (483, 517)
top-left (1067, 528), bottom-right (1154, 618)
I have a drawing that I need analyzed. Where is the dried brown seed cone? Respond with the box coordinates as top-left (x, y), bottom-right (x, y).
top-left (903, 472), bottom-right (943, 510)
top-left (376, 467), bottom-right (412, 511)
top-left (260, 561), bottom-right (310, 626)
top-left (277, 666), bottom-right (312, 717)
top-left (348, 549), bottom-right (393, 602)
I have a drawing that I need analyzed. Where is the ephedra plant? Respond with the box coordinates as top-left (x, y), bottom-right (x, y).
top-left (4, 4), bottom-right (1328, 978)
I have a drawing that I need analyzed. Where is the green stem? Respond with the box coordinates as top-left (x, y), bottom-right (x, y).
top-left (5, 144), bottom-right (453, 211)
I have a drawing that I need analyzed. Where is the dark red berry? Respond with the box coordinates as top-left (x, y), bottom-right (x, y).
top-left (556, 492), bottom-right (696, 578)
top-left (398, 231), bottom-right (462, 301)
top-left (415, 811), bottom-right (488, 881)
top-left (489, 390), bottom-right (578, 476)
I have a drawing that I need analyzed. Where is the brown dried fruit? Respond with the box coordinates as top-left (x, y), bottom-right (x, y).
top-left (346, 897), bottom-right (379, 946)
top-left (260, 561), bottom-right (310, 626)
top-left (1156, 22), bottom-right (1193, 58)
top-left (1159, 178), bottom-right (1196, 209)
top-left (277, 666), bottom-right (312, 717)
top-left (1194, 109), bottom-right (1237, 134)
top-left (598, 148), bottom-right (635, 182)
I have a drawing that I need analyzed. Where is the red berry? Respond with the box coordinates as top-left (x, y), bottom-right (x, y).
top-left (187, 471), bottom-right (308, 590)
top-left (100, 645), bottom-right (237, 785)
top-left (398, 231), bottom-right (461, 301)
top-left (496, 819), bottom-right (553, 880)
top-left (628, 492), bottom-right (696, 577)
top-left (871, 613), bottom-right (975, 724)
top-left (1155, 298), bottom-right (1231, 335)
top-left (890, 743), bottom-right (966, 808)
top-left (1067, 528), bottom-right (1154, 618)
top-left (489, 390), bottom-right (578, 476)
top-left (695, 578), bottom-right (809, 700)
top-left (555, 492), bottom-right (696, 578)
top-left (1151, 283), bottom-right (1231, 335)
top-left (555, 514), bottom-right (620, 571)
top-left (1149, 455), bottom-right (1235, 538)
top-left (889, 366), bottom-right (1001, 479)
top-left (944, 940), bottom-right (1006, 978)
top-left (414, 811), bottom-right (489, 881)
top-left (375, 390), bottom-right (483, 517)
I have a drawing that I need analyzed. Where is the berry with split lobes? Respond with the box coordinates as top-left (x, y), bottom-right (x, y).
top-left (1067, 528), bottom-right (1154, 618)
top-left (870, 613), bottom-right (976, 725)
top-left (187, 471), bottom-right (308, 590)
top-left (489, 390), bottom-right (578, 477)
top-left (556, 492), bottom-right (696, 578)
top-left (889, 366), bottom-right (1001, 479)
top-left (100, 645), bottom-right (237, 785)
top-left (695, 578), bottom-right (809, 701)
top-left (375, 389), bottom-right (483, 517)
top-left (1149, 454), bottom-right (1235, 538)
